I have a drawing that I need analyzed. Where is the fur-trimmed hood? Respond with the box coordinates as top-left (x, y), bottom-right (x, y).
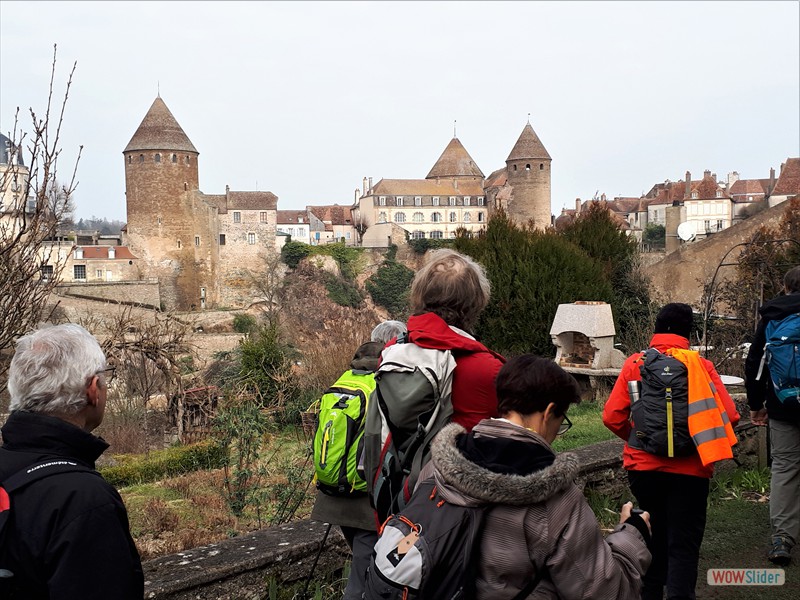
top-left (431, 420), bottom-right (580, 506)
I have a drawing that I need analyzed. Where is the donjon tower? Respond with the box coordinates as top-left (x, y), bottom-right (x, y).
top-left (505, 122), bottom-right (552, 229)
top-left (123, 97), bottom-right (219, 310)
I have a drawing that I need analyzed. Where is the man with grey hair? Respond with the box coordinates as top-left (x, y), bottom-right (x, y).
top-left (0, 324), bottom-right (143, 599)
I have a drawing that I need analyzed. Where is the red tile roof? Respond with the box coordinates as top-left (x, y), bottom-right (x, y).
top-left (772, 158), bottom-right (800, 196)
top-left (76, 246), bottom-right (137, 260)
top-left (277, 210), bottom-right (308, 224)
top-left (228, 191), bottom-right (278, 210)
top-left (307, 204), bottom-right (353, 226)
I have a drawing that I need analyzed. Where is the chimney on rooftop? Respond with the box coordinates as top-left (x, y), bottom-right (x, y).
top-left (362, 177), bottom-right (367, 196)
top-left (575, 198), bottom-right (581, 212)
top-left (685, 171), bottom-right (691, 198)
top-left (354, 188), bottom-right (359, 203)
top-left (704, 170), bottom-right (712, 179)
top-left (368, 177), bottom-right (373, 192)
top-left (769, 168), bottom-right (776, 194)
top-left (727, 172), bottom-right (739, 188)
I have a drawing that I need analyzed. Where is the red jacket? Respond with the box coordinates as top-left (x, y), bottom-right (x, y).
top-left (405, 312), bottom-right (505, 431)
top-left (602, 333), bottom-right (741, 478)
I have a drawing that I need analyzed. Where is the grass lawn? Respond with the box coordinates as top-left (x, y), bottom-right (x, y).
top-left (552, 400), bottom-right (615, 452)
top-left (699, 494), bottom-right (798, 598)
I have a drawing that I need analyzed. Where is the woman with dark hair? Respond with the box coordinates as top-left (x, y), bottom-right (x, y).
top-left (405, 248), bottom-right (504, 430)
top-left (428, 354), bottom-right (652, 599)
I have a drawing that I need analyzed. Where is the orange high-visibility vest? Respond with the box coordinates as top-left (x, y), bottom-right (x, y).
top-left (667, 348), bottom-right (737, 466)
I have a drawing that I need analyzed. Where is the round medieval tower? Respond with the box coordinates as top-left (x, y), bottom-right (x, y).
top-left (123, 97), bottom-right (208, 310)
top-left (505, 122), bottom-right (552, 229)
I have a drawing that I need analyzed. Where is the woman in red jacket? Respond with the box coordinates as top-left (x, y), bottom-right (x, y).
top-left (405, 249), bottom-right (505, 431)
top-left (603, 303), bottom-right (740, 600)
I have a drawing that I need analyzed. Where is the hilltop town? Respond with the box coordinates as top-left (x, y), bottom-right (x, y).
top-left (2, 95), bottom-right (797, 313)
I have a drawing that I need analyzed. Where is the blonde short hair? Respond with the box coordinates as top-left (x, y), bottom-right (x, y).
top-left (409, 249), bottom-right (491, 332)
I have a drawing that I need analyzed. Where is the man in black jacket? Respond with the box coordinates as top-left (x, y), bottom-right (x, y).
top-left (745, 265), bottom-right (800, 567)
top-left (0, 324), bottom-right (144, 599)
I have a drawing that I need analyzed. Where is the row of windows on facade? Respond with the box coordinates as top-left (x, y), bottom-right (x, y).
top-left (232, 211), bottom-right (270, 224)
top-left (409, 230), bottom-right (460, 239)
top-left (71, 265), bottom-right (115, 280)
top-left (377, 196), bottom-right (485, 207)
top-left (127, 153), bottom-right (192, 165)
top-left (379, 211), bottom-right (485, 224)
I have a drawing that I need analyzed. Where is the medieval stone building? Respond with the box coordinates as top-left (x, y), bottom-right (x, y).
top-left (353, 121), bottom-right (552, 245)
top-left (123, 97), bottom-right (277, 310)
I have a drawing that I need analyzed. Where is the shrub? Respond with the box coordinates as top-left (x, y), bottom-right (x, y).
top-left (324, 272), bottom-right (363, 308)
top-left (643, 223), bottom-right (665, 249)
top-left (238, 322), bottom-right (300, 409)
top-left (280, 240), bottom-right (312, 269)
top-left (366, 260), bottom-right (415, 318)
top-left (408, 237), bottom-right (455, 255)
top-left (233, 312), bottom-right (257, 333)
top-left (101, 440), bottom-right (226, 488)
top-left (314, 242), bottom-right (363, 281)
top-left (455, 211), bottom-right (616, 356)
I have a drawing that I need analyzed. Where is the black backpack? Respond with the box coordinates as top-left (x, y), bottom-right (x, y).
top-left (0, 460), bottom-right (98, 596)
top-left (628, 348), bottom-right (695, 457)
top-left (364, 479), bottom-right (544, 600)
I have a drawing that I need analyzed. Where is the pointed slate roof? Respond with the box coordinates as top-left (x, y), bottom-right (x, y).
top-left (426, 137), bottom-right (484, 179)
top-left (506, 122), bottom-right (551, 162)
top-left (124, 97), bottom-right (198, 153)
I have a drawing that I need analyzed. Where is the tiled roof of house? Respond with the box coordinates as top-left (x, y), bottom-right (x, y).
top-left (426, 137), bottom-right (485, 179)
top-left (484, 167), bottom-right (507, 188)
top-left (371, 178), bottom-right (485, 197)
top-left (607, 197), bottom-right (643, 214)
top-left (507, 122), bottom-right (551, 161)
top-left (277, 210), bottom-right (307, 224)
top-left (124, 97), bottom-right (198, 154)
top-left (307, 204), bottom-right (353, 226)
top-left (772, 158), bottom-right (800, 196)
top-left (77, 246), bottom-right (137, 259)
top-left (228, 191), bottom-right (278, 211)
top-left (729, 179), bottom-right (769, 196)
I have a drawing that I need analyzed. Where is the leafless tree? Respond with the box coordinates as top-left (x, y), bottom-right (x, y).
top-left (0, 45), bottom-right (81, 386)
top-left (247, 250), bottom-right (285, 324)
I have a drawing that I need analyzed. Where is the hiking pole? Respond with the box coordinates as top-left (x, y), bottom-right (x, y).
top-left (301, 522), bottom-right (333, 599)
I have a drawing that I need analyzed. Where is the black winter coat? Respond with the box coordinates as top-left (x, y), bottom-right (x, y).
top-left (745, 292), bottom-right (800, 423)
top-left (0, 411), bottom-right (144, 599)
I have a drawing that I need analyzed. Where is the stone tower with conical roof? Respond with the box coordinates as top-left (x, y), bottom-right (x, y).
top-left (123, 97), bottom-right (218, 310)
top-left (504, 122), bottom-right (551, 229)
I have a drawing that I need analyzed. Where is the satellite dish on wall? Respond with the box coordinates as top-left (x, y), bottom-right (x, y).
top-left (677, 222), bottom-right (695, 242)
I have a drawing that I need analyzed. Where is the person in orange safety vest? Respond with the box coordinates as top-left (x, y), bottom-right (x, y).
top-left (603, 303), bottom-right (740, 600)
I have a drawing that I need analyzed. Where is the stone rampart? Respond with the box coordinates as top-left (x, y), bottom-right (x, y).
top-left (56, 280), bottom-right (161, 309)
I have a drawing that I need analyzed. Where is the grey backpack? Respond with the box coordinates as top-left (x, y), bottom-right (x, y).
top-left (362, 336), bottom-right (457, 524)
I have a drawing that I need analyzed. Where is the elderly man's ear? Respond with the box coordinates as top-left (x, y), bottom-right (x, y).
top-left (86, 375), bottom-right (101, 406)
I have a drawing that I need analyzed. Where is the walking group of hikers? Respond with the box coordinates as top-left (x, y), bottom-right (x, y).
top-left (0, 250), bottom-right (797, 599)
top-left (310, 251), bottom-right (800, 600)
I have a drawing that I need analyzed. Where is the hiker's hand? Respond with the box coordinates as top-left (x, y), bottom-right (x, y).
top-left (750, 409), bottom-right (768, 426)
top-left (620, 501), bottom-right (651, 534)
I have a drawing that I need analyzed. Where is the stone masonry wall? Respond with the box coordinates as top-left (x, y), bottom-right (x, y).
top-left (506, 159), bottom-right (552, 230)
top-left (56, 280), bottom-right (161, 309)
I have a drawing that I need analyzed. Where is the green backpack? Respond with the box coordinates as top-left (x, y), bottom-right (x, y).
top-left (313, 370), bottom-right (376, 496)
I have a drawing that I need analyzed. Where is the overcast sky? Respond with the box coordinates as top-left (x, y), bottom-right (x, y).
top-left (1, 1), bottom-right (798, 222)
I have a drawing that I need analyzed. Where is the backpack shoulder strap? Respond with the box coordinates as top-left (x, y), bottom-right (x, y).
top-left (2, 459), bottom-right (97, 494)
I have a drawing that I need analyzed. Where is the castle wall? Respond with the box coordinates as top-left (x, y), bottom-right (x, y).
top-left (218, 207), bottom-right (278, 308)
top-left (56, 280), bottom-right (161, 309)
